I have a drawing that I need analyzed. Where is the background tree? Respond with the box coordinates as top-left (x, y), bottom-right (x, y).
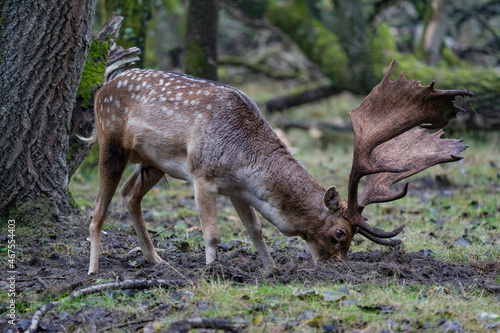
top-left (0, 0), bottom-right (97, 222)
top-left (184, 0), bottom-right (220, 80)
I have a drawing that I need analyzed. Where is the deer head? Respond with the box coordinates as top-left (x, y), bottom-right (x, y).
top-left (340, 60), bottom-right (473, 248)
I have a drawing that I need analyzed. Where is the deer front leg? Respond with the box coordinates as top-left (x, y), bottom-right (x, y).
top-left (230, 196), bottom-right (278, 274)
top-left (121, 164), bottom-right (165, 264)
top-left (193, 179), bottom-right (219, 265)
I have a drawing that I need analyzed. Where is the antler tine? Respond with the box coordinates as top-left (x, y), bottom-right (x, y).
top-left (346, 60), bottom-right (472, 244)
top-left (357, 229), bottom-right (403, 246)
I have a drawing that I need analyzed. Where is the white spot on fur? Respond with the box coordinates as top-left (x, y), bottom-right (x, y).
top-left (106, 107), bottom-right (110, 113)
top-left (117, 81), bottom-right (122, 88)
top-left (183, 100), bottom-right (189, 106)
top-left (128, 85), bottom-right (133, 91)
top-left (175, 93), bottom-right (183, 101)
top-left (115, 100), bottom-right (120, 107)
top-left (206, 104), bottom-right (212, 110)
top-left (159, 79), bottom-right (164, 85)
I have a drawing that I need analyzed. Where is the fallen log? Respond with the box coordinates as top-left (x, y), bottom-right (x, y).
top-left (265, 84), bottom-right (341, 113)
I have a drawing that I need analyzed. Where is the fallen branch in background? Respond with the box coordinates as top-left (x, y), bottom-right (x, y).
top-left (24, 279), bottom-right (185, 333)
top-left (219, 55), bottom-right (300, 80)
top-left (264, 84), bottom-right (341, 113)
top-left (278, 118), bottom-right (352, 133)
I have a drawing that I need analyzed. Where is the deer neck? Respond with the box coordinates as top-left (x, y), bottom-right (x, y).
top-left (241, 150), bottom-right (329, 236)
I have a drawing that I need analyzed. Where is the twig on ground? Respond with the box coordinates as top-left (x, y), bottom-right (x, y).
top-left (102, 317), bottom-right (153, 331)
top-left (24, 278), bottom-right (185, 333)
top-left (126, 225), bottom-right (175, 254)
top-left (35, 276), bottom-right (50, 291)
top-left (17, 276), bottom-right (67, 282)
top-left (162, 317), bottom-right (241, 333)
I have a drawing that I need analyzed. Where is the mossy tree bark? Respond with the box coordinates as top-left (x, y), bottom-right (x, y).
top-left (0, 0), bottom-right (96, 222)
top-left (184, 0), bottom-right (219, 80)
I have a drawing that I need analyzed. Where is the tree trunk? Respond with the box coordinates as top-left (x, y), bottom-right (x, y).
top-left (0, 0), bottom-right (96, 222)
top-left (420, 0), bottom-right (451, 65)
top-left (184, 0), bottom-right (219, 80)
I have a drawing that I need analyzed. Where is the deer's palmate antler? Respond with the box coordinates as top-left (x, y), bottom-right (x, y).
top-left (345, 60), bottom-right (474, 245)
top-left (85, 60), bottom-right (473, 275)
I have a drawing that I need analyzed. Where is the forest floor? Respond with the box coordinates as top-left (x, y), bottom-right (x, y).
top-left (1, 80), bottom-right (499, 332)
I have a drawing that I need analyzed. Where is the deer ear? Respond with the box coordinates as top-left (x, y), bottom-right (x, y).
top-left (324, 186), bottom-right (341, 211)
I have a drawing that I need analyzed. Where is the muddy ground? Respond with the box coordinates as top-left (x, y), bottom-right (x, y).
top-left (1, 176), bottom-right (499, 332)
top-left (2, 219), bottom-right (499, 332)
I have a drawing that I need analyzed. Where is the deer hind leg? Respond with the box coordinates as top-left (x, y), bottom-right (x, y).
top-left (121, 163), bottom-right (165, 264)
top-left (88, 143), bottom-right (128, 275)
top-left (230, 196), bottom-right (277, 273)
top-left (193, 179), bottom-right (219, 265)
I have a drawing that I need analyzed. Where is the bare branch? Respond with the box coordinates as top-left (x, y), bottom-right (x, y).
top-left (24, 279), bottom-right (185, 333)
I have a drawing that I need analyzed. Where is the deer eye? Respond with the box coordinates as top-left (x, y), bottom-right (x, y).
top-left (336, 229), bottom-right (345, 237)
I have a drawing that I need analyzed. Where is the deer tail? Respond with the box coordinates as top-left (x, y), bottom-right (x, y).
top-left (76, 129), bottom-right (98, 144)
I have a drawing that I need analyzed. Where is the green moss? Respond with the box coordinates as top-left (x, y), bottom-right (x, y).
top-left (441, 47), bottom-right (462, 66)
top-left (266, 0), bottom-right (353, 91)
top-left (66, 142), bottom-right (79, 162)
top-left (6, 195), bottom-right (56, 227)
top-left (67, 189), bottom-right (79, 210)
top-left (368, 23), bottom-right (398, 79)
top-left (76, 38), bottom-right (110, 108)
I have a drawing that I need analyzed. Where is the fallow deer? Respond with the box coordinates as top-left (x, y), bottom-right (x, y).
top-left (82, 60), bottom-right (473, 274)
